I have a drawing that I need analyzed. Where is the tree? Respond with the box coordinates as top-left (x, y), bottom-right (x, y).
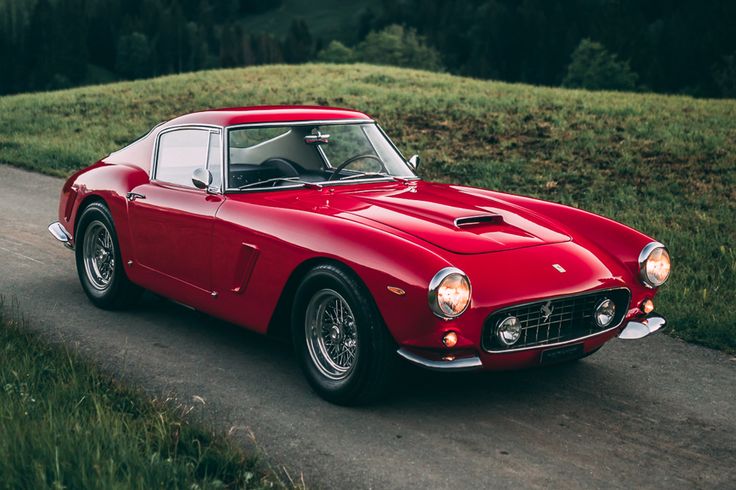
top-left (713, 52), bottom-right (736, 98)
top-left (219, 23), bottom-right (242, 67)
top-left (116, 32), bottom-right (152, 79)
top-left (317, 40), bottom-right (355, 64)
top-left (355, 24), bottom-right (442, 71)
top-left (562, 39), bottom-right (638, 91)
top-left (283, 19), bottom-right (313, 63)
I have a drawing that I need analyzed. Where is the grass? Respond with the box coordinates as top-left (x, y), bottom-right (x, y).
top-left (0, 63), bottom-right (734, 352)
top-left (0, 300), bottom-right (294, 489)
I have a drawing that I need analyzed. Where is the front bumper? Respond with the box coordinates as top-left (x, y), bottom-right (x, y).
top-left (397, 312), bottom-right (667, 371)
top-left (48, 221), bottom-right (73, 249)
top-left (618, 312), bottom-right (666, 339)
top-left (397, 348), bottom-right (483, 371)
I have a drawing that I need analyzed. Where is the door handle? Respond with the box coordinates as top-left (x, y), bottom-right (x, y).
top-left (126, 192), bottom-right (146, 201)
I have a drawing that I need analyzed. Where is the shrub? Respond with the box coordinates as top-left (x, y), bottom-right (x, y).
top-left (355, 25), bottom-right (442, 71)
top-left (563, 38), bottom-right (638, 91)
top-left (317, 40), bottom-right (356, 64)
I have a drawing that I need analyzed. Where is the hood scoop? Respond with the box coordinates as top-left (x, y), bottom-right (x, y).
top-left (454, 214), bottom-right (503, 228)
top-left (313, 182), bottom-right (572, 254)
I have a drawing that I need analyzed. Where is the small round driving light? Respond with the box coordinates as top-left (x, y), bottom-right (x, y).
top-left (496, 316), bottom-right (521, 346)
top-left (594, 299), bottom-right (616, 327)
top-left (642, 299), bottom-right (654, 314)
top-left (638, 242), bottom-right (671, 288)
top-left (442, 331), bottom-right (458, 348)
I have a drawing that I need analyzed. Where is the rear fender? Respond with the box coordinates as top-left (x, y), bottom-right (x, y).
top-left (60, 162), bottom-right (149, 263)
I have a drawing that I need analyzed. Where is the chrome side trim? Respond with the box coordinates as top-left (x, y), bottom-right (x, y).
top-left (618, 313), bottom-right (666, 340)
top-left (397, 348), bottom-right (483, 371)
top-left (48, 221), bottom-right (73, 249)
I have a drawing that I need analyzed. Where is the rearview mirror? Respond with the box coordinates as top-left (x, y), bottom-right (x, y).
top-left (408, 154), bottom-right (420, 170)
top-left (304, 131), bottom-right (330, 145)
top-left (192, 167), bottom-right (213, 189)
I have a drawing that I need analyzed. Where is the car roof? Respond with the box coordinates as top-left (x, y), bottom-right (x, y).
top-left (163, 105), bottom-right (372, 128)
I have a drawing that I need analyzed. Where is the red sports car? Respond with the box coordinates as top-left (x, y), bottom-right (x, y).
top-left (49, 106), bottom-right (670, 404)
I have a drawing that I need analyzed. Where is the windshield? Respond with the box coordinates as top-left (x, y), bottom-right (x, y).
top-left (226, 122), bottom-right (416, 190)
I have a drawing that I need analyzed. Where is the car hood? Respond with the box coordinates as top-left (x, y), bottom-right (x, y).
top-left (323, 181), bottom-right (571, 254)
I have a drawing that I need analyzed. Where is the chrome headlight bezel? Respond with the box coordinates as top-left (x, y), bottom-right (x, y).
top-left (594, 298), bottom-right (616, 327)
top-left (428, 267), bottom-right (472, 319)
top-left (638, 242), bottom-right (671, 288)
top-left (496, 316), bottom-right (522, 346)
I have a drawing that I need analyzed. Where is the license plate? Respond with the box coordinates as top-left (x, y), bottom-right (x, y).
top-left (540, 343), bottom-right (584, 364)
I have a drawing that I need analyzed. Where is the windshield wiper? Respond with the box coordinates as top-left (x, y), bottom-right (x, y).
top-left (237, 177), bottom-right (320, 190)
top-left (338, 172), bottom-right (395, 181)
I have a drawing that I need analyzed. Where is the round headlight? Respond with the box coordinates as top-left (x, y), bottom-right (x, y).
top-left (638, 242), bottom-right (671, 288)
top-left (594, 299), bottom-right (616, 327)
top-left (497, 316), bottom-right (521, 346)
top-left (428, 267), bottom-right (471, 318)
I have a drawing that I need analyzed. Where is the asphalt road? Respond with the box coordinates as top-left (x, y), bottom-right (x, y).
top-left (1, 164), bottom-right (734, 489)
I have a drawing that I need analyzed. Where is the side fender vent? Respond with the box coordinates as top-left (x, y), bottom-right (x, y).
top-left (454, 214), bottom-right (503, 228)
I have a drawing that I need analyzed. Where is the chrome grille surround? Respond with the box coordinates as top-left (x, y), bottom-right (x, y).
top-left (482, 288), bottom-right (631, 353)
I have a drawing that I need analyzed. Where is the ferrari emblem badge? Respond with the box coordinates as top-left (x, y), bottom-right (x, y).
top-left (541, 301), bottom-right (554, 322)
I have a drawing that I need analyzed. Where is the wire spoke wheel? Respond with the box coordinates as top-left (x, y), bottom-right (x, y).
top-left (304, 289), bottom-right (359, 380)
top-left (82, 220), bottom-right (115, 291)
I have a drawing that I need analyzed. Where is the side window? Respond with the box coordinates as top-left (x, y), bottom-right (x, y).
top-left (207, 132), bottom-right (222, 189)
top-left (156, 129), bottom-right (210, 187)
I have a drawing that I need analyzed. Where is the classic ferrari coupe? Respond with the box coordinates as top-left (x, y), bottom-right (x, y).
top-left (49, 106), bottom-right (670, 404)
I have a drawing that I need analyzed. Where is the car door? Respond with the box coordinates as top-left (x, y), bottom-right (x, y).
top-left (127, 126), bottom-right (224, 302)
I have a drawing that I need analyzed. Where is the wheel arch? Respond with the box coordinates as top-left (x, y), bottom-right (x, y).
top-left (267, 256), bottom-right (378, 342)
top-left (73, 194), bottom-right (108, 236)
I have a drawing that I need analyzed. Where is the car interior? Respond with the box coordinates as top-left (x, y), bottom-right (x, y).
top-left (228, 124), bottom-right (384, 189)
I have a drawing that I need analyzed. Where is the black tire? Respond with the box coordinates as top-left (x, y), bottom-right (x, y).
top-left (75, 201), bottom-right (142, 309)
top-left (291, 264), bottom-right (398, 405)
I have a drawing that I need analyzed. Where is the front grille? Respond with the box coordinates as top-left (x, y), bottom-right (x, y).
top-left (482, 288), bottom-right (630, 352)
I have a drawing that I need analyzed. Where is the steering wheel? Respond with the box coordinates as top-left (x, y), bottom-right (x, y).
top-left (327, 154), bottom-right (385, 181)
top-left (262, 157), bottom-right (300, 178)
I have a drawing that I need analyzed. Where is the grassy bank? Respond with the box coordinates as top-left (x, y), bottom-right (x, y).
top-left (0, 64), bottom-right (733, 352)
top-left (0, 301), bottom-right (290, 489)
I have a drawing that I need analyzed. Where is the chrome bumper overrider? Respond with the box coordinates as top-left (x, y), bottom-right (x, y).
top-left (618, 313), bottom-right (666, 340)
top-left (48, 221), bottom-right (73, 249)
top-left (397, 348), bottom-right (483, 371)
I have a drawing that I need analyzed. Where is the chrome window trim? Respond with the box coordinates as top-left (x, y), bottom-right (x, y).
top-left (482, 287), bottom-right (631, 354)
top-left (376, 123), bottom-right (411, 165)
top-left (151, 124), bottom-right (225, 193)
top-left (223, 119), bottom-right (420, 194)
top-left (226, 119), bottom-right (374, 131)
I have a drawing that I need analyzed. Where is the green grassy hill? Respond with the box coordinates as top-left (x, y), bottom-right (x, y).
top-left (0, 64), bottom-right (733, 352)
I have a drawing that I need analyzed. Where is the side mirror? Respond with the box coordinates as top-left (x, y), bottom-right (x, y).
top-left (192, 167), bottom-right (213, 189)
top-left (408, 154), bottom-right (421, 170)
